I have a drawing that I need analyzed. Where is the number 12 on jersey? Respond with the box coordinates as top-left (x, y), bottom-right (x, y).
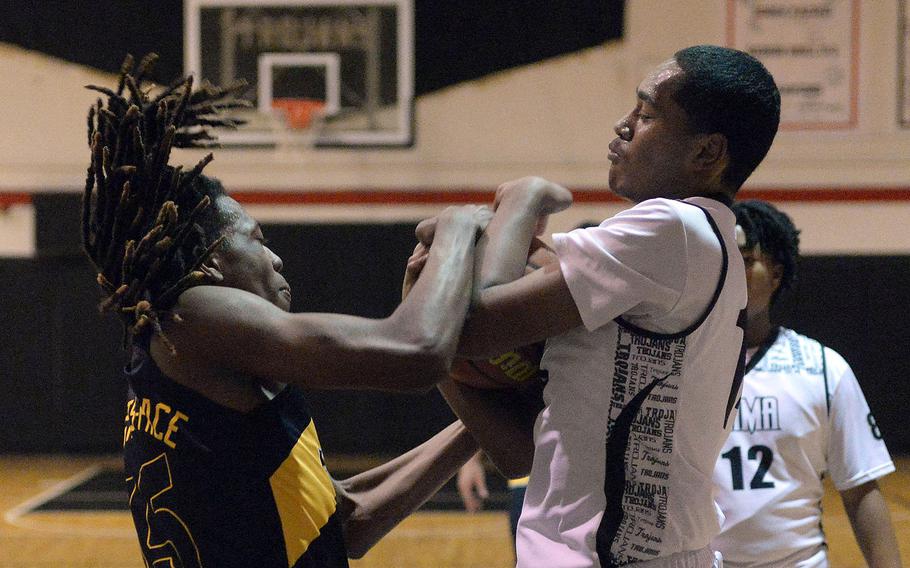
top-left (721, 445), bottom-right (775, 490)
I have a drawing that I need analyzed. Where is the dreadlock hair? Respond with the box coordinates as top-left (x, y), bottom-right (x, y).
top-left (82, 53), bottom-right (250, 353)
top-left (732, 200), bottom-right (801, 306)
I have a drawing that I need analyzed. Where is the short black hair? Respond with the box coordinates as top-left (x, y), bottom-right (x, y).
top-left (733, 200), bottom-right (800, 305)
top-left (672, 45), bottom-right (781, 190)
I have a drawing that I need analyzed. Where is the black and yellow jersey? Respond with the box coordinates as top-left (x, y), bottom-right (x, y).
top-left (122, 348), bottom-right (349, 568)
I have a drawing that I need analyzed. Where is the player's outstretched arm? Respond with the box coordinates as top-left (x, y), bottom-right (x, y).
top-left (157, 205), bottom-right (490, 399)
top-left (841, 480), bottom-right (903, 567)
top-left (333, 421), bottom-right (479, 558)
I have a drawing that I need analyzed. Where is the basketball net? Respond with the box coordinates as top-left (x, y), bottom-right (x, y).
top-left (269, 97), bottom-right (327, 149)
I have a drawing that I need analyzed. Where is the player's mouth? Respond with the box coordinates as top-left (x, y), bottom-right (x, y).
top-left (608, 139), bottom-right (623, 163)
top-left (279, 286), bottom-right (292, 302)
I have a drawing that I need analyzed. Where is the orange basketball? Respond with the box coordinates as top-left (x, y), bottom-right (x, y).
top-left (451, 342), bottom-right (545, 389)
top-left (450, 238), bottom-right (556, 389)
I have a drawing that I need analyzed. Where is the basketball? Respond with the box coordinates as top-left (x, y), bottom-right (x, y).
top-left (451, 342), bottom-right (546, 389)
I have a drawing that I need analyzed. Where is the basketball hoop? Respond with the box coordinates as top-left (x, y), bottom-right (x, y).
top-left (268, 99), bottom-right (327, 150)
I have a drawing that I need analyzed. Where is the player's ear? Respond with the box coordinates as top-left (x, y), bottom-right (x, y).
top-left (692, 132), bottom-right (728, 174)
top-left (199, 254), bottom-right (225, 283)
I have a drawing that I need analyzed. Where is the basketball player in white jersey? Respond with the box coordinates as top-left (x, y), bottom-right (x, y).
top-left (412, 46), bottom-right (781, 567)
top-left (712, 200), bottom-right (901, 567)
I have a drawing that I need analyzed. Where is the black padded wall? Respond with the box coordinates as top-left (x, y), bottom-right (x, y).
top-left (774, 256), bottom-right (910, 453)
top-left (0, 257), bottom-right (124, 452)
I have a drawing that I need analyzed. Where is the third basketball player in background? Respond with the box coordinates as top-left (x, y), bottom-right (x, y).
top-left (712, 200), bottom-right (901, 567)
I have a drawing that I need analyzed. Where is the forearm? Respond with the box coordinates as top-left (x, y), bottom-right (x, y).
top-left (437, 378), bottom-right (540, 478)
top-left (473, 190), bottom-right (542, 294)
top-left (335, 421), bottom-right (478, 558)
top-left (391, 220), bottom-right (477, 374)
top-left (841, 481), bottom-right (903, 567)
top-left (457, 179), bottom-right (577, 358)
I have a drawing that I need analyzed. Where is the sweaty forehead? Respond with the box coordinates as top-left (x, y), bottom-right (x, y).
top-left (638, 59), bottom-right (683, 104)
top-left (215, 195), bottom-right (255, 234)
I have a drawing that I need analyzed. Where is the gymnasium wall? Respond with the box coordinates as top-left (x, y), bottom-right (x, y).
top-left (1, 1), bottom-right (908, 455)
top-left (2, 195), bottom-right (908, 456)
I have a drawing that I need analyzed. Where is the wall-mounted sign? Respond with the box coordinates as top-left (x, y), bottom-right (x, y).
top-left (899, 1), bottom-right (910, 126)
top-left (727, 0), bottom-right (860, 130)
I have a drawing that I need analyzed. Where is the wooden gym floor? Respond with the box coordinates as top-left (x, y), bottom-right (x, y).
top-left (1, 455), bottom-right (908, 567)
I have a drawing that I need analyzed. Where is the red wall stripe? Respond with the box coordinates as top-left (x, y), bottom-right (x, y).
top-left (2, 187), bottom-right (910, 209)
top-left (0, 193), bottom-right (32, 208)
top-left (206, 187), bottom-right (910, 205)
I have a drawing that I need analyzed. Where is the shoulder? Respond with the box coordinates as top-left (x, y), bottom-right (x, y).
top-left (173, 285), bottom-right (285, 321)
top-left (176, 284), bottom-right (268, 308)
top-left (616, 198), bottom-right (686, 225)
top-left (552, 200), bottom-right (686, 268)
top-left (780, 328), bottom-right (848, 365)
top-left (775, 329), bottom-right (853, 385)
top-left (631, 198), bottom-right (730, 250)
top-left (148, 287), bottom-right (293, 410)
top-left (819, 342), bottom-right (854, 391)
top-left (162, 285), bottom-right (292, 352)
top-left (589, 198), bottom-right (689, 247)
top-left (767, 328), bottom-right (819, 364)
top-left (630, 197), bottom-right (725, 222)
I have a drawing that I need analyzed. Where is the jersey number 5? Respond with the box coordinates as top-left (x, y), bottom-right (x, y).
top-left (721, 445), bottom-right (775, 490)
top-left (128, 453), bottom-right (202, 568)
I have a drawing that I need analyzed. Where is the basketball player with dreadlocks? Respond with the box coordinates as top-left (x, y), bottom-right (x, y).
top-left (712, 200), bottom-right (901, 567)
top-left (81, 54), bottom-right (500, 567)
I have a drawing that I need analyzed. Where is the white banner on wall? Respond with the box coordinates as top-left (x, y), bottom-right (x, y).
top-left (726, 0), bottom-right (859, 130)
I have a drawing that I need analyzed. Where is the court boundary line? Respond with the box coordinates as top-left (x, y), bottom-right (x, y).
top-left (2, 464), bottom-right (136, 538)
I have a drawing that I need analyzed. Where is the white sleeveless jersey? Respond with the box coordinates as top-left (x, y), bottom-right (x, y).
top-left (712, 328), bottom-right (894, 568)
top-left (517, 197), bottom-right (747, 568)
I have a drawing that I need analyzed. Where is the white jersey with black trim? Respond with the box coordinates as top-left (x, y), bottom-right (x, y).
top-left (712, 328), bottom-right (895, 568)
top-left (516, 197), bottom-right (748, 568)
